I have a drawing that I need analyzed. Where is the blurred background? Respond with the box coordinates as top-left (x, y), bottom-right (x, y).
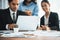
top-left (0, 0), bottom-right (60, 28)
top-left (0, 0), bottom-right (60, 18)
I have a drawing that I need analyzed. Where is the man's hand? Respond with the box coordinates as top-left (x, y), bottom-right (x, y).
top-left (25, 10), bottom-right (32, 16)
top-left (8, 24), bottom-right (17, 30)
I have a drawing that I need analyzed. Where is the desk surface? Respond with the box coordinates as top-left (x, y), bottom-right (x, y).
top-left (0, 30), bottom-right (60, 40)
top-left (0, 36), bottom-right (60, 40)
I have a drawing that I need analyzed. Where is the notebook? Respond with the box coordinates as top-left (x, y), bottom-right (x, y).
top-left (16, 16), bottom-right (38, 31)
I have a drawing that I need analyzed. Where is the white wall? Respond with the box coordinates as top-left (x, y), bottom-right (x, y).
top-left (0, 0), bottom-right (24, 9)
top-left (0, 0), bottom-right (8, 9)
top-left (0, 0), bottom-right (2, 9)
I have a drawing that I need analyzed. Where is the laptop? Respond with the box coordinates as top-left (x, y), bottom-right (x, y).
top-left (16, 16), bottom-right (38, 31)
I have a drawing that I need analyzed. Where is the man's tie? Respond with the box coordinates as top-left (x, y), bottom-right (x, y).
top-left (13, 13), bottom-right (16, 23)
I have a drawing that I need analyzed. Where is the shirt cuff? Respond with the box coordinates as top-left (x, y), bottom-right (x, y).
top-left (6, 24), bottom-right (9, 29)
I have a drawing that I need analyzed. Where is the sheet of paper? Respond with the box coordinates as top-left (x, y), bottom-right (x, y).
top-left (34, 30), bottom-right (60, 36)
top-left (1, 30), bottom-right (60, 37)
top-left (1, 31), bottom-right (35, 38)
top-left (0, 30), bottom-right (12, 34)
top-left (1, 32), bottom-right (25, 37)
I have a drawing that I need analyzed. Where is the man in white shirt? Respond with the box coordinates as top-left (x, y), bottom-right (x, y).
top-left (0, 0), bottom-right (27, 30)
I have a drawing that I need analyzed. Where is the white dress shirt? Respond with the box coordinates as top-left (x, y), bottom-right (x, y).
top-left (44, 16), bottom-right (49, 26)
top-left (44, 13), bottom-right (50, 26)
top-left (9, 9), bottom-right (17, 20)
top-left (6, 8), bottom-right (17, 29)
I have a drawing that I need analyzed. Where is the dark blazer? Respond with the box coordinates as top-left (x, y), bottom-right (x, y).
top-left (0, 8), bottom-right (27, 30)
top-left (40, 12), bottom-right (59, 31)
top-left (0, 9), bottom-right (4, 15)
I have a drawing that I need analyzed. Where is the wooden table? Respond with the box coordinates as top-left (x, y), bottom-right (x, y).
top-left (0, 30), bottom-right (60, 40)
top-left (0, 36), bottom-right (60, 40)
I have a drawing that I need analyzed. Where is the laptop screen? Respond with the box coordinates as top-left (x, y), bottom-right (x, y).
top-left (16, 16), bottom-right (38, 31)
